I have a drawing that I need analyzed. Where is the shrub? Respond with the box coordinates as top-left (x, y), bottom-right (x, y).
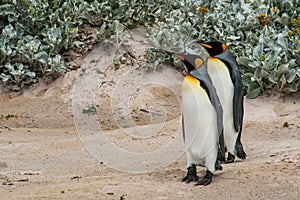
top-left (0, 0), bottom-right (91, 90)
top-left (0, 0), bottom-right (299, 97)
top-left (146, 0), bottom-right (300, 98)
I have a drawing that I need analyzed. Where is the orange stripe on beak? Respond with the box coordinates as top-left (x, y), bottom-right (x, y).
top-left (200, 43), bottom-right (212, 49)
top-left (174, 54), bottom-right (185, 61)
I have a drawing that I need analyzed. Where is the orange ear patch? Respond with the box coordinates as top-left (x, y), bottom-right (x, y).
top-left (200, 43), bottom-right (212, 49)
top-left (222, 43), bottom-right (227, 51)
top-left (174, 54), bottom-right (185, 61)
top-left (194, 58), bottom-right (203, 69)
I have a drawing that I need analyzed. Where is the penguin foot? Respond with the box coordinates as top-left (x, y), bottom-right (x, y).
top-left (195, 170), bottom-right (213, 186)
top-left (225, 152), bottom-right (235, 163)
top-left (236, 145), bottom-right (247, 160)
top-left (217, 150), bottom-right (225, 162)
top-left (215, 160), bottom-right (223, 171)
top-left (182, 165), bottom-right (198, 183)
top-left (235, 140), bottom-right (246, 160)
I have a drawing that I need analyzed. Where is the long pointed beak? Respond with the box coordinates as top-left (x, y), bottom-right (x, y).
top-left (147, 48), bottom-right (185, 61)
top-left (173, 54), bottom-right (185, 61)
top-left (200, 43), bottom-right (212, 49)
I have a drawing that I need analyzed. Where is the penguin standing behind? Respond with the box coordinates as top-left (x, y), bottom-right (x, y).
top-left (173, 53), bottom-right (225, 186)
top-left (200, 42), bottom-right (246, 163)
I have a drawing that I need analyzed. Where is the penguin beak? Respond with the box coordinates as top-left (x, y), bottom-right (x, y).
top-left (173, 54), bottom-right (185, 61)
top-left (163, 50), bottom-right (186, 61)
top-left (200, 43), bottom-right (212, 49)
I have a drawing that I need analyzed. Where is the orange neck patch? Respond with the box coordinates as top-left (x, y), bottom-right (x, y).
top-left (194, 58), bottom-right (203, 69)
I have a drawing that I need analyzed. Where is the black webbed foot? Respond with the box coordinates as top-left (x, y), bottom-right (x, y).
top-left (236, 138), bottom-right (246, 160)
top-left (182, 164), bottom-right (198, 183)
top-left (236, 143), bottom-right (247, 160)
top-left (195, 170), bottom-right (213, 186)
top-left (225, 152), bottom-right (235, 163)
top-left (215, 160), bottom-right (223, 171)
top-left (217, 149), bottom-right (226, 162)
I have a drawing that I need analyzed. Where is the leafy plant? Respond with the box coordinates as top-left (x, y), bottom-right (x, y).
top-left (0, 0), bottom-right (299, 97)
top-left (0, 0), bottom-right (91, 90)
top-left (145, 0), bottom-right (300, 98)
top-left (0, 63), bottom-right (35, 91)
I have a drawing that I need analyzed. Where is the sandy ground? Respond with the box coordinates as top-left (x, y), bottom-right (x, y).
top-left (0, 28), bottom-right (299, 199)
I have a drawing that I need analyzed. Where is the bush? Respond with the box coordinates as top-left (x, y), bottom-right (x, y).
top-left (0, 0), bottom-right (299, 97)
top-left (0, 0), bottom-right (92, 90)
top-left (0, 0), bottom-right (162, 90)
top-left (146, 0), bottom-right (300, 98)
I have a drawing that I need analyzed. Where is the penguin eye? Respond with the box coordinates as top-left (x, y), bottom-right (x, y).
top-left (194, 58), bottom-right (203, 69)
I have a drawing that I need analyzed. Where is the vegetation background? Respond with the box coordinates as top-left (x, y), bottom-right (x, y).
top-left (0, 1), bottom-right (299, 199)
top-left (0, 0), bottom-right (299, 98)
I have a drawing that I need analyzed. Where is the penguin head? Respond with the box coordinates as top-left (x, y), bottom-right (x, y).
top-left (199, 41), bottom-right (227, 56)
top-left (173, 53), bottom-right (204, 72)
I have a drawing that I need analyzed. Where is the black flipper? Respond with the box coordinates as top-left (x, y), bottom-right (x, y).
top-left (215, 49), bottom-right (244, 134)
top-left (190, 61), bottom-right (225, 161)
top-left (215, 49), bottom-right (246, 160)
top-left (195, 170), bottom-right (213, 186)
top-left (182, 164), bottom-right (199, 183)
top-left (182, 115), bottom-right (185, 143)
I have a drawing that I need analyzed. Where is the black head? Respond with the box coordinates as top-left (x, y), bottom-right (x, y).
top-left (200, 41), bottom-right (227, 56)
top-left (173, 53), bottom-right (204, 72)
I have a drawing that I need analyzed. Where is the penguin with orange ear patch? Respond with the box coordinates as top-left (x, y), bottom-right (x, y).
top-left (173, 53), bottom-right (225, 186)
top-left (200, 42), bottom-right (246, 163)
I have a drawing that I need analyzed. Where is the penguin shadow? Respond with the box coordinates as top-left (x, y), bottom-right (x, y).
top-left (222, 159), bottom-right (244, 164)
top-left (148, 160), bottom-right (247, 186)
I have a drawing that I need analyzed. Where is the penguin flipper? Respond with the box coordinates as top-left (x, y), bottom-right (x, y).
top-left (182, 115), bottom-right (185, 143)
top-left (232, 71), bottom-right (244, 133)
top-left (232, 74), bottom-right (246, 160)
top-left (216, 49), bottom-right (244, 133)
top-left (190, 66), bottom-right (225, 160)
top-left (216, 49), bottom-right (246, 160)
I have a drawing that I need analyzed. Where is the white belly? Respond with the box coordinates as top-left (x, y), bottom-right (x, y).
top-left (182, 75), bottom-right (218, 170)
top-left (207, 58), bottom-right (238, 154)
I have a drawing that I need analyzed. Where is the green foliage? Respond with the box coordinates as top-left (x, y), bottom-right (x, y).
top-left (0, 0), bottom-right (163, 90)
top-left (146, 0), bottom-right (300, 98)
top-left (0, 0), bottom-right (91, 90)
top-left (0, 0), bottom-right (299, 97)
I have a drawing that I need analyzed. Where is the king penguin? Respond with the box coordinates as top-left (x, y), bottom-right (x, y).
top-left (200, 41), bottom-right (246, 163)
top-left (173, 53), bottom-right (225, 186)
